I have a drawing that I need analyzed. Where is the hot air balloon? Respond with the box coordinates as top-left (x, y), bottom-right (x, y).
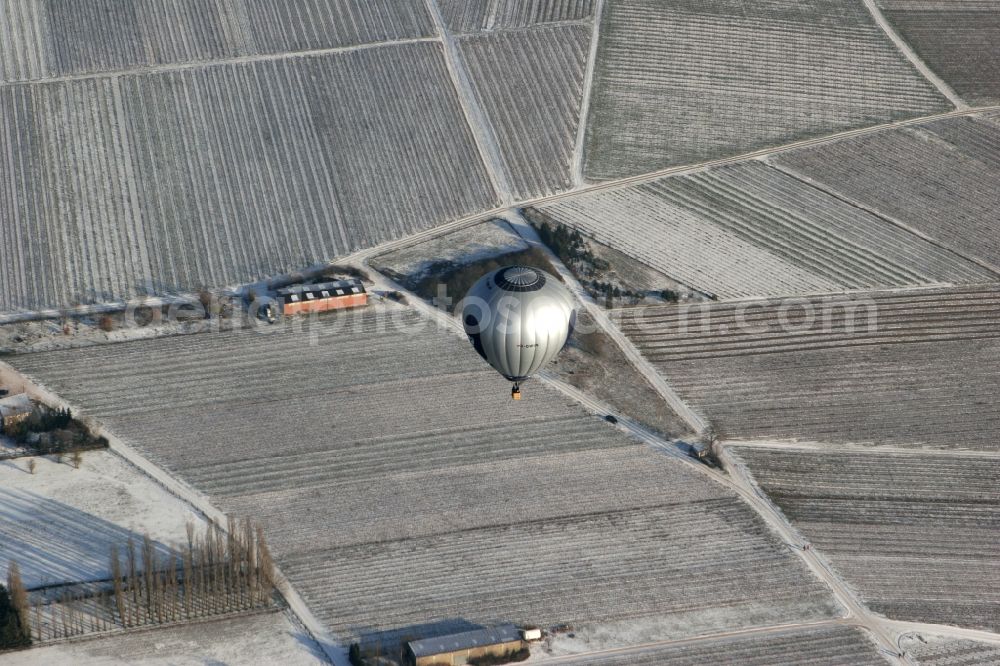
top-left (462, 265), bottom-right (576, 400)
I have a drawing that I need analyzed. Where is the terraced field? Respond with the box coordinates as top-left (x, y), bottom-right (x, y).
top-left (458, 23), bottom-right (590, 198)
top-left (909, 637), bottom-right (1000, 666)
top-left (0, 0), bottom-right (434, 81)
top-left (732, 446), bottom-right (1000, 631)
top-left (774, 116), bottom-right (1000, 270)
top-left (582, 0), bottom-right (950, 180)
top-left (877, 0), bottom-right (1000, 105)
top-left (616, 286), bottom-right (1000, 448)
top-left (9, 305), bottom-right (839, 647)
top-left (438, 0), bottom-right (594, 33)
top-left (0, 42), bottom-right (497, 312)
top-left (561, 625), bottom-right (885, 665)
top-left (533, 160), bottom-right (992, 299)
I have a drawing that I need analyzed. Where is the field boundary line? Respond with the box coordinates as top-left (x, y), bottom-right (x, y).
top-left (860, 0), bottom-right (968, 109)
top-left (764, 161), bottom-right (1000, 278)
top-left (571, 0), bottom-right (604, 187)
top-left (726, 439), bottom-right (1000, 459)
top-left (423, 0), bottom-right (514, 203)
top-left (0, 37), bottom-right (441, 87)
top-left (0, 361), bottom-right (347, 666)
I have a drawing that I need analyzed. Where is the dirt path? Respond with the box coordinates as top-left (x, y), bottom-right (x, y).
top-left (860, 0), bottom-right (968, 110)
top-left (571, 0), bottom-right (605, 186)
top-left (422, 0), bottom-right (514, 203)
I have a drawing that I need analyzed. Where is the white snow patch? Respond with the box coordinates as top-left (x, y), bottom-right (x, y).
top-left (0, 451), bottom-right (205, 588)
top-left (0, 610), bottom-right (328, 665)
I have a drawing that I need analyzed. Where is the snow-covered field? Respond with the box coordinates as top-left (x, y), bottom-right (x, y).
top-left (1, 610), bottom-right (327, 665)
top-left (877, 0), bottom-right (1000, 105)
top-left (619, 285), bottom-right (1000, 449)
top-left (582, 0), bottom-right (950, 180)
top-left (534, 158), bottom-right (992, 300)
top-left (438, 0), bottom-right (594, 34)
top-left (774, 115), bottom-right (1000, 270)
top-left (542, 624), bottom-right (885, 665)
top-left (905, 634), bottom-right (1000, 666)
top-left (458, 23), bottom-right (591, 198)
top-left (8, 306), bottom-right (839, 649)
top-left (0, 450), bottom-right (204, 589)
top-left (0, 41), bottom-right (497, 314)
top-left (731, 444), bottom-right (1000, 632)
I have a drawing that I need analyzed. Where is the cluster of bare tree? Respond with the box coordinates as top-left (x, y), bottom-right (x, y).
top-left (7, 518), bottom-right (276, 645)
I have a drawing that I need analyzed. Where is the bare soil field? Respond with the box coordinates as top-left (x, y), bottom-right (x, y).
top-left (8, 306), bottom-right (839, 650)
top-left (582, 0), bottom-right (949, 180)
top-left (552, 312), bottom-right (692, 439)
top-left (731, 445), bottom-right (1000, 631)
top-left (371, 219), bottom-right (528, 286)
top-left (617, 286), bottom-right (1000, 449)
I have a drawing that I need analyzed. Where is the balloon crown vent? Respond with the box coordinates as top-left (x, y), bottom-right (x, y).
top-left (495, 266), bottom-right (546, 292)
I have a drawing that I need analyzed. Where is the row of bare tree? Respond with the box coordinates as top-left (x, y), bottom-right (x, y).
top-left (108, 518), bottom-right (275, 629)
top-left (7, 518), bottom-right (276, 645)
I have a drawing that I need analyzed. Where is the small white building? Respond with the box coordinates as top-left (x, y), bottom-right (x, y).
top-left (0, 393), bottom-right (33, 431)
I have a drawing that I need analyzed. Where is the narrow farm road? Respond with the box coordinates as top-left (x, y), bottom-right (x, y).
top-left (9, 36), bottom-right (440, 86)
top-left (726, 439), bottom-right (1000, 459)
top-left (860, 0), bottom-right (968, 110)
top-left (571, 0), bottom-right (605, 187)
top-left (422, 0), bottom-right (515, 203)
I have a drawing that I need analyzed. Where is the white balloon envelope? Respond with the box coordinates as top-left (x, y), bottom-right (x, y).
top-left (461, 265), bottom-right (576, 399)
